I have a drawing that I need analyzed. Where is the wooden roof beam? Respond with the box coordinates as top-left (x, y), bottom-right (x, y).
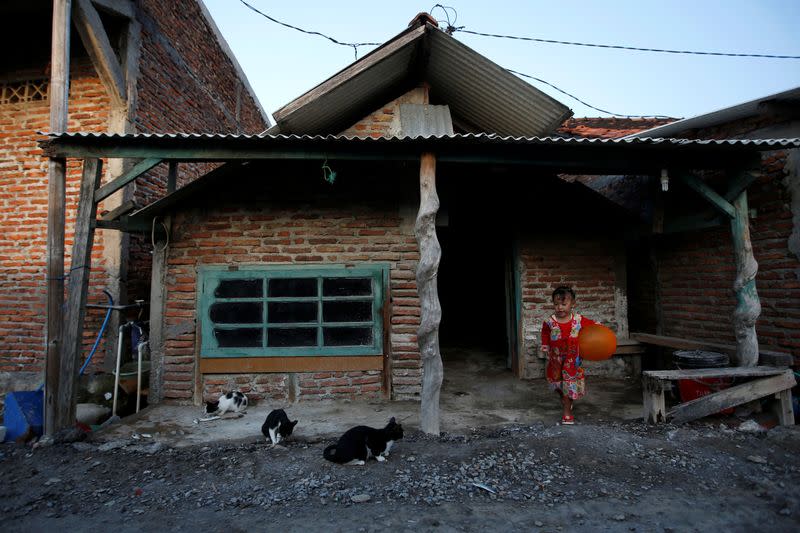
top-left (73, 0), bottom-right (127, 106)
top-left (678, 172), bottom-right (736, 219)
top-left (91, 0), bottom-right (134, 19)
top-left (94, 157), bottom-right (161, 202)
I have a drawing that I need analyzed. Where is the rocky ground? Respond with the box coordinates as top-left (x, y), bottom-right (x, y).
top-left (1, 418), bottom-right (799, 532)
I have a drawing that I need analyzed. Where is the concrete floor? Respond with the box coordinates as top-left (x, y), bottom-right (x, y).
top-left (95, 348), bottom-right (643, 448)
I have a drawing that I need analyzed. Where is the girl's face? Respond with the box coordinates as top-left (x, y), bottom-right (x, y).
top-left (553, 295), bottom-right (574, 320)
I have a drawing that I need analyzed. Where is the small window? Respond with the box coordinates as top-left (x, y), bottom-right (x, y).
top-left (199, 265), bottom-right (386, 357)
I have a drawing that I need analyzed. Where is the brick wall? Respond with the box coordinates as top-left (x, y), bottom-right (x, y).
top-left (339, 87), bottom-right (427, 138)
top-left (0, 0), bottom-right (269, 393)
top-left (0, 60), bottom-right (115, 378)
top-left (656, 148), bottom-right (799, 358)
top-left (159, 171), bottom-right (421, 403)
top-left (518, 237), bottom-right (631, 378)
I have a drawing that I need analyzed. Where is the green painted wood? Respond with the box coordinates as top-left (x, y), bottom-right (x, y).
top-left (678, 173), bottom-right (736, 218)
top-left (94, 157), bottom-right (161, 202)
top-left (199, 264), bottom-right (387, 358)
top-left (730, 190), bottom-right (761, 366)
top-left (724, 170), bottom-right (759, 202)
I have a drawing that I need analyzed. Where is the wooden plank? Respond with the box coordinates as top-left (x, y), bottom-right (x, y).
top-left (668, 371), bottom-right (796, 424)
top-left (773, 390), bottom-right (795, 426)
top-left (631, 332), bottom-right (792, 366)
top-left (167, 161), bottom-right (178, 194)
top-left (44, 0), bottom-right (72, 438)
top-left (73, 0), bottom-right (127, 105)
top-left (725, 170), bottom-right (759, 202)
top-left (148, 216), bottom-right (170, 404)
top-left (94, 157), bottom-right (161, 202)
top-left (99, 199), bottom-right (135, 220)
top-left (415, 152), bottom-right (443, 435)
top-left (90, 0), bottom-right (134, 18)
top-left (199, 356), bottom-right (383, 374)
top-left (678, 173), bottom-right (736, 218)
top-left (644, 366), bottom-right (786, 381)
top-left (729, 190), bottom-right (761, 367)
top-left (58, 158), bottom-right (103, 432)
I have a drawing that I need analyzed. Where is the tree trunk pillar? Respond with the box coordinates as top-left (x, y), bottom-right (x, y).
top-left (730, 190), bottom-right (761, 366)
top-left (415, 152), bottom-right (443, 435)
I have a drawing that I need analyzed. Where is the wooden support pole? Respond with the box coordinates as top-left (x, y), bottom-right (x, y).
top-left (148, 216), bottom-right (170, 404)
top-left (167, 161), bottom-right (178, 194)
top-left (58, 158), bottom-right (103, 431)
top-left (678, 173), bottom-right (736, 219)
top-left (415, 152), bottom-right (443, 435)
top-left (44, 0), bottom-right (72, 438)
top-left (730, 190), bottom-right (761, 367)
top-left (94, 157), bottom-right (161, 202)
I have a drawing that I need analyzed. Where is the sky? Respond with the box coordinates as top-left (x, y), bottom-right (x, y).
top-left (202, 0), bottom-right (800, 124)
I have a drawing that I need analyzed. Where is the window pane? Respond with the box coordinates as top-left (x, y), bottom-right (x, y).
top-left (267, 327), bottom-right (317, 347)
top-left (214, 278), bottom-right (262, 298)
top-left (269, 278), bottom-right (317, 297)
top-left (215, 328), bottom-right (262, 347)
top-left (210, 302), bottom-right (262, 324)
top-left (324, 327), bottom-right (373, 346)
top-left (323, 277), bottom-right (372, 296)
top-left (268, 302), bottom-right (317, 323)
top-left (323, 301), bottom-right (372, 322)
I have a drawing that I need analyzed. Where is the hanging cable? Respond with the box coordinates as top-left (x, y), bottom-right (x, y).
top-left (507, 68), bottom-right (671, 118)
top-left (456, 29), bottom-right (800, 60)
top-left (237, 0), bottom-right (380, 52)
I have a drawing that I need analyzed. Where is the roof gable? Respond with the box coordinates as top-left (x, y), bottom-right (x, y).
top-left (272, 17), bottom-right (571, 137)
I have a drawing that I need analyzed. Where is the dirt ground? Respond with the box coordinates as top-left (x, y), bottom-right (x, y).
top-left (2, 414), bottom-right (799, 532)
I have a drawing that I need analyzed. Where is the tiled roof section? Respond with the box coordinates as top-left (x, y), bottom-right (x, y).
top-left (558, 117), bottom-right (679, 139)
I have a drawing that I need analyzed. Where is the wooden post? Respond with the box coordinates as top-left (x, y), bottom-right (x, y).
top-left (730, 190), bottom-right (761, 366)
top-left (148, 216), bottom-right (171, 404)
top-left (44, 0), bottom-right (72, 438)
top-left (58, 158), bottom-right (103, 431)
top-left (642, 375), bottom-right (667, 424)
top-left (167, 161), bottom-right (178, 194)
top-left (415, 152), bottom-right (443, 435)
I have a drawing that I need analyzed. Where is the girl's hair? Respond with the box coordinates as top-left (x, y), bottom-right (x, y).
top-left (552, 286), bottom-right (576, 301)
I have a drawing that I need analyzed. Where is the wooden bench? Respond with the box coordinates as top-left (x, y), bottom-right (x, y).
top-left (642, 366), bottom-right (796, 425)
top-left (632, 332), bottom-right (794, 367)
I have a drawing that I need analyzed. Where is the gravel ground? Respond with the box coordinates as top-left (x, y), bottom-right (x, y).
top-left (2, 420), bottom-right (799, 532)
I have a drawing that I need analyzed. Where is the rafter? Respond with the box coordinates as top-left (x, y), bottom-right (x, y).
top-left (73, 0), bottom-right (127, 105)
top-left (678, 173), bottom-right (736, 219)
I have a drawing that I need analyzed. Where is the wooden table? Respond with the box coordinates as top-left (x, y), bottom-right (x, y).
top-left (642, 366), bottom-right (796, 425)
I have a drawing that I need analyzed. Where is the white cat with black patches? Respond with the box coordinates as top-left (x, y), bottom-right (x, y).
top-left (204, 391), bottom-right (248, 416)
top-left (323, 417), bottom-right (403, 466)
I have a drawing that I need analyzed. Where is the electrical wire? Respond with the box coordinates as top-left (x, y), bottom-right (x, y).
top-left (506, 68), bottom-right (670, 118)
top-left (237, 0), bottom-right (380, 59)
top-left (457, 29), bottom-right (800, 60)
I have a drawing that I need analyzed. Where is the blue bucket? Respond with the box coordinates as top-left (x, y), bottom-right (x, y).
top-left (3, 391), bottom-right (44, 442)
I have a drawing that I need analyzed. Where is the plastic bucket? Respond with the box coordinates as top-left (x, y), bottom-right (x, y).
top-left (673, 350), bottom-right (733, 414)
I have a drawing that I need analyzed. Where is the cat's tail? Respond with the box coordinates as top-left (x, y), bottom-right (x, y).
top-left (323, 444), bottom-right (340, 463)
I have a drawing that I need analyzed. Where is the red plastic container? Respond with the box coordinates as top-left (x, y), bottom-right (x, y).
top-left (674, 350), bottom-right (734, 415)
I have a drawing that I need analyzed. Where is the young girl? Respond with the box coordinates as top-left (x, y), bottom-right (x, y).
top-left (540, 286), bottom-right (596, 425)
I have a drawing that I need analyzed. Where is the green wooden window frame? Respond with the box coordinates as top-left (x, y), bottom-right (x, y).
top-left (199, 264), bottom-right (387, 357)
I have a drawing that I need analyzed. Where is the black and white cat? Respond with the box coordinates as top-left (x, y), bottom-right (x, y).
top-left (323, 417), bottom-right (403, 465)
top-left (261, 409), bottom-right (298, 446)
top-left (204, 391), bottom-right (248, 416)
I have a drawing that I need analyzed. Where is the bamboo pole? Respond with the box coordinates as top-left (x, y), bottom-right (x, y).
top-left (415, 152), bottom-right (443, 435)
top-left (730, 190), bottom-right (761, 366)
top-left (44, 0), bottom-right (72, 437)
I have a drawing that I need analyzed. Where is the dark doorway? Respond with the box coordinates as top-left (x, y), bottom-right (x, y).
top-left (437, 215), bottom-right (510, 369)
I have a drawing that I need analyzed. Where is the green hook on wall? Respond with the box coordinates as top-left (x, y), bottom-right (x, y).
top-left (322, 157), bottom-right (337, 184)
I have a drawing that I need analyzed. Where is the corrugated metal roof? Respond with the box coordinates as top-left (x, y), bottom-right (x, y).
top-left (271, 22), bottom-right (572, 137)
top-left (398, 104), bottom-right (454, 137)
top-left (628, 86), bottom-right (800, 139)
top-left (42, 131), bottom-right (800, 147)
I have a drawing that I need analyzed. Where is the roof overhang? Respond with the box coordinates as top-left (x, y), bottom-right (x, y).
top-left (271, 21), bottom-right (572, 137)
top-left (628, 86), bottom-right (800, 139)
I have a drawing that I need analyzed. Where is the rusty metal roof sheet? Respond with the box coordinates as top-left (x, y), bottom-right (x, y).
top-left (270, 22), bottom-right (572, 137)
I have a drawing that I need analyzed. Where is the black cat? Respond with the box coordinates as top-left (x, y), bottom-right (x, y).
top-left (323, 417), bottom-right (403, 465)
top-left (261, 409), bottom-right (298, 446)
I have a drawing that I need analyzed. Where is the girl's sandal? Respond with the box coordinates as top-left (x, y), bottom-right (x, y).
top-left (561, 415), bottom-right (575, 425)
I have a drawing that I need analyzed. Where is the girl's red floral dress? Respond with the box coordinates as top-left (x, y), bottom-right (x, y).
top-left (541, 313), bottom-right (595, 400)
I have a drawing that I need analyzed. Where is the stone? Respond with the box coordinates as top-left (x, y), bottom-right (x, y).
top-left (351, 494), bottom-right (371, 503)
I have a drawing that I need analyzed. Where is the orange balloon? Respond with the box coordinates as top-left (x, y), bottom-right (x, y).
top-left (578, 323), bottom-right (617, 361)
